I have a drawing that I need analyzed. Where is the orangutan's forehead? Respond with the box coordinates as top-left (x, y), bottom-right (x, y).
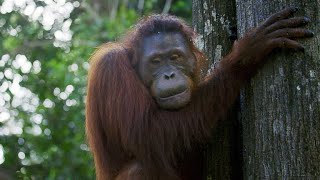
top-left (141, 33), bottom-right (187, 54)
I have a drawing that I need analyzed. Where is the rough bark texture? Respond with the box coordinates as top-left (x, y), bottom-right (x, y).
top-left (192, 1), bottom-right (242, 179)
top-left (236, 1), bottom-right (320, 179)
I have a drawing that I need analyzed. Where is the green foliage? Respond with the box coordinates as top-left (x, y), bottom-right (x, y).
top-left (3, 36), bottom-right (21, 51)
top-left (112, 7), bottom-right (138, 39)
top-left (0, 0), bottom-right (191, 179)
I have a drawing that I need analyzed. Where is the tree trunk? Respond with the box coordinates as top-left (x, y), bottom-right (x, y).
top-left (192, 1), bottom-right (242, 179)
top-left (236, 1), bottom-right (320, 179)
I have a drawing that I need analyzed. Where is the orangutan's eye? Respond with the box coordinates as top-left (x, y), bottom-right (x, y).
top-left (170, 54), bottom-right (180, 61)
top-left (150, 58), bottom-right (161, 65)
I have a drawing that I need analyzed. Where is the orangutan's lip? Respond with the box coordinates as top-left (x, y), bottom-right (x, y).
top-left (159, 88), bottom-right (189, 101)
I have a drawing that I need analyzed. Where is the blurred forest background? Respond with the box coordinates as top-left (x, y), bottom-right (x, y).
top-left (0, 0), bottom-right (192, 179)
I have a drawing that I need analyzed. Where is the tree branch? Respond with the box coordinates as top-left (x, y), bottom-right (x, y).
top-left (162, 0), bottom-right (172, 14)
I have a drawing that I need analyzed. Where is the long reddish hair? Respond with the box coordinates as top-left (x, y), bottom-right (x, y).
top-left (86, 15), bottom-right (211, 179)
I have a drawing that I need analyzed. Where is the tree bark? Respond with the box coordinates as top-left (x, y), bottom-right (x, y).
top-left (236, 1), bottom-right (320, 179)
top-left (192, 1), bottom-right (242, 179)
